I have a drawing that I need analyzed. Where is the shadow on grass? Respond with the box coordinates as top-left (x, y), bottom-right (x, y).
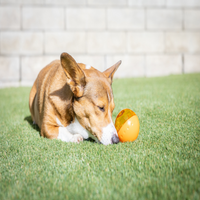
top-left (23, 115), bottom-right (96, 143)
top-left (24, 116), bottom-right (40, 134)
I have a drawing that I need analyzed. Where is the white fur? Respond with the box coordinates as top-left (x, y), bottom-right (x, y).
top-left (107, 91), bottom-right (110, 102)
top-left (56, 117), bottom-right (98, 143)
top-left (101, 120), bottom-right (118, 145)
top-left (57, 126), bottom-right (74, 142)
top-left (67, 118), bottom-right (89, 138)
top-left (56, 117), bottom-right (63, 127)
top-left (85, 64), bottom-right (91, 69)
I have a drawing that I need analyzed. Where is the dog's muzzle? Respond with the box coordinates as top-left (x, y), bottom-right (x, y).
top-left (111, 134), bottom-right (120, 144)
top-left (101, 122), bottom-right (120, 145)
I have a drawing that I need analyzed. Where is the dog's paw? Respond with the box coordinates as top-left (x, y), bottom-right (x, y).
top-left (70, 134), bottom-right (84, 144)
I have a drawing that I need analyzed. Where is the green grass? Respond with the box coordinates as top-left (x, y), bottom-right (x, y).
top-left (0, 74), bottom-right (200, 200)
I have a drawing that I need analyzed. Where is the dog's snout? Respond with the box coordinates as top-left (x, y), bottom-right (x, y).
top-left (111, 134), bottom-right (119, 144)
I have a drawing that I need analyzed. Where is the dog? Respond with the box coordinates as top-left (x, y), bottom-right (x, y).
top-left (29, 52), bottom-right (121, 145)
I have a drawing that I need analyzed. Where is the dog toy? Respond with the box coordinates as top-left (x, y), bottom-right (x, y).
top-left (115, 109), bottom-right (140, 142)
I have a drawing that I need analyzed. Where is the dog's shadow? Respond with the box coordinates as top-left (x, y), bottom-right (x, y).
top-left (24, 116), bottom-right (40, 133)
top-left (24, 116), bottom-right (95, 143)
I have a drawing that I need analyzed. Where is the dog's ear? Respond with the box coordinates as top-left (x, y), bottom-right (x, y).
top-left (103, 60), bottom-right (122, 84)
top-left (61, 52), bottom-right (86, 97)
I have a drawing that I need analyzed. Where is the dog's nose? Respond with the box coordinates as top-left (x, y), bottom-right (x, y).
top-left (111, 134), bottom-right (119, 144)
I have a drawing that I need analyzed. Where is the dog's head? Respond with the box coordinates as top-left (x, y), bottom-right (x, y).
top-left (61, 52), bottom-right (121, 145)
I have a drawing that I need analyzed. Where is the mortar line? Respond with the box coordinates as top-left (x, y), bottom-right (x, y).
top-left (105, 7), bottom-right (108, 31)
top-left (0, 32), bottom-right (1, 54)
top-left (182, 8), bottom-right (184, 31)
top-left (144, 7), bottom-right (147, 30)
top-left (182, 54), bottom-right (185, 74)
top-left (104, 55), bottom-right (107, 70)
top-left (64, 6), bottom-right (67, 31)
top-left (19, 55), bottom-right (22, 84)
top-left (43, 30), bottom-right (45, 55)
top-left (144, 54), bottom-right (147, 77)
top-left (20, 5), bottom-right (22, 31)
top-left (85, 30), bottom-right (88, 56)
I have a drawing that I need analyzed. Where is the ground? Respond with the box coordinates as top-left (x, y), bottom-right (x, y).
top-left (0, 74), bottom-right (199, 200)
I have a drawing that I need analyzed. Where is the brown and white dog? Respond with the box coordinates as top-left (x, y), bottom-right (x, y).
top-left (29, 52), bottom-right (121, 145)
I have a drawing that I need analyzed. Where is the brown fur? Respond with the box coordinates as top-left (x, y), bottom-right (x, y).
top-left (29, 52), bottom-right (121, 142)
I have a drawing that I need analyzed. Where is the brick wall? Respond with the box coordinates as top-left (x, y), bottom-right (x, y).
top-left (0, 0), bottom-right (200, 87)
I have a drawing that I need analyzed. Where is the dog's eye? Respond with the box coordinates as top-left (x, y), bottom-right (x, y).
top-left (98, 106), bottom-right (105, 112)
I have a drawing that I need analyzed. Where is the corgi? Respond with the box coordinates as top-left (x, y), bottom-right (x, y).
top-left (29, 52), bottom-right (121, 145)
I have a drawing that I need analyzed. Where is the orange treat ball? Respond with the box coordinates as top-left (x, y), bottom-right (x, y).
top-left (115, 109), bottom-right (140, 142)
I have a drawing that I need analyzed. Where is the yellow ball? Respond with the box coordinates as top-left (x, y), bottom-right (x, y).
top-left (115, 109), bottom-right (140, 142)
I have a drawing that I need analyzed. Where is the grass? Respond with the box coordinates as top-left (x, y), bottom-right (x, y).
top-left (0, 73), bottom-right (200, 200)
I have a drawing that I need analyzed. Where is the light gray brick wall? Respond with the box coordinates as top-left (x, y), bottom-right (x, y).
top-left (127, 32), bottom-right (164, 53)
top-left (44, 32), bottom-right (86, 54)
top-left (166, 0), bottom-right (200, 8)
top-left (146, 55), bottom-right (182, 77)
top-left (67, 8), bottom-right (106, 30)
top-left (184, 55), bottom-right (200, 73)
top-left (184, 10), bottom-right (200, 29)
top-left (107, 8), bottom-right (145, 30)
top-left (87, 32), bottom-right (126, 54)
top-left (165, 32), bottom-right (200, 53)
top-left (128, 0), bottom-right (166, 7)
top-left (0, 56), bottom-right (20, 81)
top-left (0, 0), bottom-right (200, 87)
top-left (147, 9), bottom-right (182, 30)
top-left (22, 7), bottom-right (65, 30)
top-left (1, 32), bottom-right (43, 55)
top-left (0, 6), bottom-right (20, 30)
top-left (106, 55), bottom-right (145, 78)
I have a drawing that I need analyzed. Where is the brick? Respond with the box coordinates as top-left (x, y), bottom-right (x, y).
top-left (167, 0), bottom-right (200, 7)
top-left (183, 0), bottom-right (200, 7)
top-left (0, 56), bottom-right (20, 81)
top-left (184, 55), bottom-right (200, 73)
top-left (165, 32), bottom-right (200, 53)
top-left (128, 32), bottom-right (164, 53)
top-left (184, 10), bottom-right (200, 30)
top-left (67, 8), bottom-right (106, 30)
top-left (74, 55), bottom-right (105, 72)
top-left (87, 0), bottom-right (126, 6)
top-left (21, 56), bottom-right (58, 81)
top-left (107, 8), bottom-right (145, 30)
top-left (106, 55), bottom-right (145, 78)
top-left (1, 32), bottom-right (43, 55)
top-left (1, 0), bottom-right (43, 4)
top-left (45, 0), bottom-right (86, 5)
top-left (128, 0), bottom-right (165, 7)
top-left (146, 55), bottom-right (182, 77)
top-left (87, 32), bottom-right (126, 54)
top-left (0, 6), bottom-right (20, 30)
top-left (147, 9), bottom-right (182, 30)
top-left (45, 32), bottom-right (86, 54)
top-left (166, 0), bottom-right (183, 7)
top-left (22, 7), bottom-right (64, 30)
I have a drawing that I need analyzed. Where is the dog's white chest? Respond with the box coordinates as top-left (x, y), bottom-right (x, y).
top-left (66, 118), bottom-right (90, 139)
top-left (56, 117), bottom-right (96, 141)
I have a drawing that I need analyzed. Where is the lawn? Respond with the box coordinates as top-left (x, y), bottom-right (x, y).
top-left (0, 74), bottom-right (200, 200)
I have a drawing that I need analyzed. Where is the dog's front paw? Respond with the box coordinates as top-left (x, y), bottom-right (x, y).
top-left (70, 134), bottom-right (84, 143)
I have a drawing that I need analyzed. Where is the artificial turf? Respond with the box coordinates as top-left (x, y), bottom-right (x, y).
top-left (0, 73), bottom-right (199, 200)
